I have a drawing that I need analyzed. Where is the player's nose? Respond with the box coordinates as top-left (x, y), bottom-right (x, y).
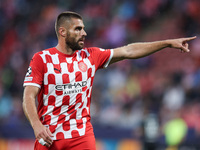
top-left (81, 29), bottom-right (87, 36)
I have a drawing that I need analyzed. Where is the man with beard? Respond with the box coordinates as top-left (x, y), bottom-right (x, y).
top-left (22, 11), bottom-right (196, 150)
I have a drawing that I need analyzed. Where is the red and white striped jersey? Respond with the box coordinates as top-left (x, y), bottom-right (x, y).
top-left (24, 47), bottom-right (113, 140)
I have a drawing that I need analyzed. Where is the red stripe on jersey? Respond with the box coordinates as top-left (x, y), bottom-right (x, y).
top-left (76, 119), bottom-right (84, 129)
top-left (86, 89), bottom-right (89, 97)
top-left (76, 93), bottom-right (82, 103)
top-left (52, 106), bottom-right (61, 115)
top-left (68, 105), bottom-right (76, 118)
top-left (44, 115), bottom-right (51, 125)
top-left (87, 68), bottom-right (92, 78)
top-left (82, 108), bottom-right (88, 118)
top-left (41, 105), bottom-right (48, 116)
top-left (62, 74), bottom-right (70, 84)
top-left (67, 63), bottom-right (74, 72)
top-left (57, 114), bottom-right (66, 124)
top-left (56, 90), bottom-right (63, 96)
top-left (48, 74), bottom-right (55, 84)
top-left (80, 51), bottom-right (87, 59)
top-left (79, 102), bottom-right (84, 109)
top-left (75, 71), bottom-right (82, 82)
top-left (56, 132), bottom-right (65, 139)
top-left (82, 86), bottom-right (87, 92)
top-left (87, 97), bottom-right (90, 108)
top-left (62, 95), bottom-right (70, 105)
top-left (48, 96), bottom-right (56, 105)
top-left (43, 85), bottom-right (48, 95)
top-left (45, 55), bottom-right (53, 63)
top-left (70, 110), bottom-right (77, 119)
top-left (49, 125), bottom-right (57, 133)
top-left (63, 121), bottom-right (70, 131)
top-left (44, 64), bottom-right (47, 73)
top-left (71, 130), bottom-right (80, 138)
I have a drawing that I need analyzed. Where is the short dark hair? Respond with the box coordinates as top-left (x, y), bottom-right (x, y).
top-left (55, 11), bottom-right (82, 37)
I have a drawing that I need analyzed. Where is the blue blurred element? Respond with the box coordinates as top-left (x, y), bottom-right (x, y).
top-left (118, 1), bottom-right (136, 20)
top-left (0, 95), bottom-right (13, 118)
top-left (103, 139), bottom-right (118, 150)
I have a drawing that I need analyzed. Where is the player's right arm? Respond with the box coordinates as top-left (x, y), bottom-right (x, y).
top-left (23, 52), bottom-right (53, 147)
top-left (23, 85), bottom-right (53, 147)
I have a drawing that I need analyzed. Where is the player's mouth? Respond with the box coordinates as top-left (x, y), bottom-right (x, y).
top-left (78, 38), bottom-right (85, 44)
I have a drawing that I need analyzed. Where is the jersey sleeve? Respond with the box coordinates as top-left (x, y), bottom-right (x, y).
top-left (23, 52), bottom-right (44, 88)
top-left (89, 47), bottom-right (113, 69)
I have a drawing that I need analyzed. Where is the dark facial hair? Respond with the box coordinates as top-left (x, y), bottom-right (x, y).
top-left (65, 31), bottom-right (83, 51)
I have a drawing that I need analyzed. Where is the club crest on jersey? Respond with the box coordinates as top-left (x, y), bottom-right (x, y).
top-left (78, 61), bottom-right (87, 72)
top-left (26, 66), bottom-right (32, 77)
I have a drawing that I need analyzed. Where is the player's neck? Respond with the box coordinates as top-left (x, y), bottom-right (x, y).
top-left (55, 43), bottom-right (75, 55)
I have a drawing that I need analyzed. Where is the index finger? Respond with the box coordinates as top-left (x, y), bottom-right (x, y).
top-left (183, 36), bottom-right (197, 42)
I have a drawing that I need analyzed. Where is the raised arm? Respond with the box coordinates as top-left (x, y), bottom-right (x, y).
top-left (23, 86), bottom-right (53, 147)
top-left (110, 36), bottom-right (196, 64)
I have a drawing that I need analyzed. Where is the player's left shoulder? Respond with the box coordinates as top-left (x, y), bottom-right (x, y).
top-left (85, 47), bottom-right (109, 52)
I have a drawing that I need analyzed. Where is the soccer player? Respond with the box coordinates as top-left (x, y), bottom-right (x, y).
top-left (22, 11), bottom-right (196, 150)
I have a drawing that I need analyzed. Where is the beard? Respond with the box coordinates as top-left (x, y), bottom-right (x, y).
top-left (65, 32), bottom-right (84, 51)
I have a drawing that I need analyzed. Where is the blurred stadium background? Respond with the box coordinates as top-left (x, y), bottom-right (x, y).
top-left (0, 0), bottom-right (200, 150)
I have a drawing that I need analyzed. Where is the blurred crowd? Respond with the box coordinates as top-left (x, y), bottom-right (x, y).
top-left (0, 0), bottom-right (200, 147)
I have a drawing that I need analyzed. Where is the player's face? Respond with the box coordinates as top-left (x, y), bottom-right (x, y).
top-left (65, 18), bottom-right (87, 51)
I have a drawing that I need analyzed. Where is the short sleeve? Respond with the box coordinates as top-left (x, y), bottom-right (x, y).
top-left (23, 52), bottom-right (44, 88)
top-left (88, 47), bottom-right (113, 69)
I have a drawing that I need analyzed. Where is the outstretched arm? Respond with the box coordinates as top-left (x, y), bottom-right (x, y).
top-left (110, 36), bottom-right (196, 64)
top-left (23, 86), bottom-right (53, 147)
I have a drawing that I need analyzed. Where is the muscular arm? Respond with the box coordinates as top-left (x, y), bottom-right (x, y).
top-left (23, 86), bottom-right (53, 147)
top-left (110, 36), bottom-right (196, 64)
top-left (23, 86), bottom-right (41, 127)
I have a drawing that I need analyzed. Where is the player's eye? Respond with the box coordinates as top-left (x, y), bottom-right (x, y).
top-left (75, 27), bottom-right (82, 31)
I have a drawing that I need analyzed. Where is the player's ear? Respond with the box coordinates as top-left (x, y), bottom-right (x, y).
top-left (59, 27), bottom-right (67, 37)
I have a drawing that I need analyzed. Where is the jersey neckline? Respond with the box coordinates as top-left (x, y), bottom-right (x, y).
top-left (53, 47), bottom-right (78, 57)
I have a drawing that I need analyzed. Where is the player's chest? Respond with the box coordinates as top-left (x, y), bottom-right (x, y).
top-left (44, 58), bottom-right (95, 84)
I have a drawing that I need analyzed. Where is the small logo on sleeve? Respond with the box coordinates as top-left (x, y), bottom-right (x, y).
top-left (26, 66), bottom-right (32, 77)
top-left (24, 77), bottom-right (33, 81)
